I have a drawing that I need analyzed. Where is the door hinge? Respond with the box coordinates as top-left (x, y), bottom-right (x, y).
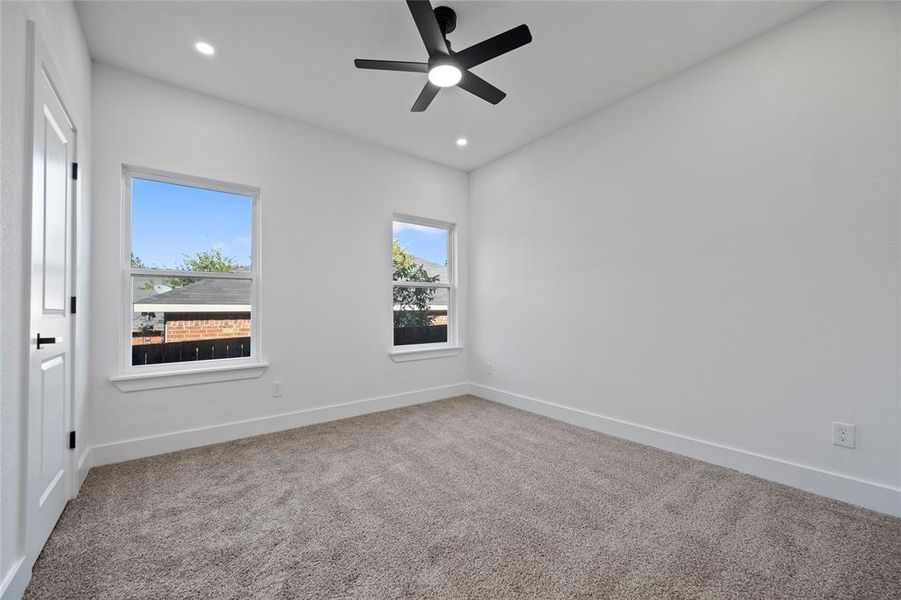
top-left (71, 162), bottom-right (79, 180)
top-left (70, 296), bottom-right (77, 314)
top-left (69, 431), bottom-right (76, 450)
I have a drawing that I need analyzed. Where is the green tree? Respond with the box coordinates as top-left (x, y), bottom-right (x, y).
top-left (166, 248), bottom-right (242, 288)
top-left (393, 240), bottom-right (438, 328)
top-left (132, 248), bottom-right (244, 295)
top-left (181, 248), bottom-right (241, 273)
top-left (131, 254), bottom-right (163, 294)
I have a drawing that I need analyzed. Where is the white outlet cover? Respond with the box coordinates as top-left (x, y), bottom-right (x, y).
top-left (832, 422), bottom-right (856, 448)
top-left (271, 381), bottom-right (283, 397)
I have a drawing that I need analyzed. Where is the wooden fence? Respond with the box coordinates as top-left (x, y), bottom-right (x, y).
top-left (393, 325), bottom-right (447, 346)
top-left (132, 336), bottom-right (251, 365)
top-left (132, 327), bottom-right (447, 364)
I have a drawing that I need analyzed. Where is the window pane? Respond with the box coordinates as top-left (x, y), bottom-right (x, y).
top-left (131, 274), bottom-right (251, 365)
top-left (393, 285), bottom-right (448, 346)
top-left (131, 177), bottom-right (252, 272)
top-left (392, 220), bottom-right (449, 283)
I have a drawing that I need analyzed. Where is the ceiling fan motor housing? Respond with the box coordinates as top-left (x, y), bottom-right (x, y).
top-left (434, 6), bottom-right (456, 37)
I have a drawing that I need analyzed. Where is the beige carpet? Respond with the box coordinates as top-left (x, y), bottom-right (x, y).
top-left (25, 395), bottom-right (901, 599)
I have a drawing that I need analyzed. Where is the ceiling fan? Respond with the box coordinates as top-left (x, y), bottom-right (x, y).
top-left (354, 0), bottom-right (532, 112)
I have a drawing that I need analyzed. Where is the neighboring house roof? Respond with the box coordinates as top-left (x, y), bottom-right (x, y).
top-left (134, 277), bottom-right (251, 313)
top-left (425, 287), bottom-right (449, 308)
top-left (395, 256), bottom-right (448, 309)
top-left (409, 257), bottom-right (448, 283)
top-left (133, 257), bottom-right (449, 314)
top-left (133, 278), bottom-right (171, 302)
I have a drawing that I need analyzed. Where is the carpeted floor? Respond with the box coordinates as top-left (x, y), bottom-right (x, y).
top-left (24, 395), bottom-right (901, 599)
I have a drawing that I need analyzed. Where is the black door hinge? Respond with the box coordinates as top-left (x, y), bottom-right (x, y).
top-left (71, 162), bottom-right (79, 180)
top-left (70, 296), bottom-right (77, 314)
top-left (69, 431), bottom-right (76, 450)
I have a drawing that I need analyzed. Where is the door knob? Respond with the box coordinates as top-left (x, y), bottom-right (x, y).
top-left (36, 334), bottom-right (60, 349)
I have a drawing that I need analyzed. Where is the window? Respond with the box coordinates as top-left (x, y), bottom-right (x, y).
top-left (121, 166), bottom-right (261, 377)
top-left (392, 215), bottom-right (456, 354)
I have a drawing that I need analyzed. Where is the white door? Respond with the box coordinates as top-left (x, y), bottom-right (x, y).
top-left (26, 54), bottom-right (76, 557)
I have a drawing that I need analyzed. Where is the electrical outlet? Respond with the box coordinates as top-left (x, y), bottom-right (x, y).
top-left (271, 381), bottom-right (283, 398)
top-left (485, 361), bottom-right (493, 375)
top-left (832, 422), bottom-right (856, 448)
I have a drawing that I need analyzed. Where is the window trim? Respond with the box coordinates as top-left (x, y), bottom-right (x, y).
top-left (114, 165), bottom-right (264, 388)
top-left (391, 213), bottom-right (458, 357)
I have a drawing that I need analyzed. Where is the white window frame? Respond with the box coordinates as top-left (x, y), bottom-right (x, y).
top-left (390, 214), bottom-right (461, 362)
top-left (110, 165), bottom-right (267, 391)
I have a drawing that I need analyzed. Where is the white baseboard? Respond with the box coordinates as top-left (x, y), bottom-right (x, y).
top-left (91, 383), bottom-right (469, 466)
top-left (470, 383), bottom-right (901, 518)
top-left (75, 447), bottom-right (92, 491)
top-left (0, 556), bottom-right (29, 600)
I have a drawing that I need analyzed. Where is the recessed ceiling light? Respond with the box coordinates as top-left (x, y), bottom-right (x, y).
top-left (456, 138), bottom-right (468, 147)
top-left (194, 41), bottom-right (215, 56)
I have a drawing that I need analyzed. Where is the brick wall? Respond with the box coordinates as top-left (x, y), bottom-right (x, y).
top-left (132, 331), bottom-right (164, 346)
top-left (164, 312), bottom-right (251, 342)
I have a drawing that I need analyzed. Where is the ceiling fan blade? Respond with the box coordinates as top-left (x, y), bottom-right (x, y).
top-left (455, 24), bottom-right (532, 69)
top-left (354, 59), bottom-right (429, 73)
top-left (407, 0), bottom-right (448, 57)
top-left (457, 71), bottom-right (506, 105)
top-left (411, 82), bottom-right (440, 112)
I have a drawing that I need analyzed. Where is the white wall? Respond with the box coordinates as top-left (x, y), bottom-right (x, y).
top-left (88, 64), bottom-right (468, 459)
top-left (469, 2), bottom-right (900, 514)
top-left (0, 1), bottom-right (92, 597)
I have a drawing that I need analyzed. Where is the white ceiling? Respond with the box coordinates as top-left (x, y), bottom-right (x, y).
top-left (76, 1), bottom-right (818, 171)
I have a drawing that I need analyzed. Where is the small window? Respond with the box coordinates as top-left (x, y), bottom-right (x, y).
top-left (392, 216), bottom-right (455, 348)
top-left (123, 167), bottom-right (260, 371)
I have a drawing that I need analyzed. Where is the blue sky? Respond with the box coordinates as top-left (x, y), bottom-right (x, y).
top-left (132, 178), bottom-right (446, 269)
top-left (393, 221), bottom-right (448, 264)
top-left (131, 178), bottom-right (252, 268)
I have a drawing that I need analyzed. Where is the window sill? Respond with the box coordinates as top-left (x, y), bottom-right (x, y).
top-left (389, 346), bottom-right (462, 362)
top-left (110, 361), bottom-right (269, 392)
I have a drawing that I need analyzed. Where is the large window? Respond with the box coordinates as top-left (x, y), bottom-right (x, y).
top-left (122, 166), bottom-right (260, 372)
top-left (392, 215), bottom-right (455, 349)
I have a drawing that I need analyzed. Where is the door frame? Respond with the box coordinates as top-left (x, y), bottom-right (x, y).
top-left (23, 18), bottom-right (81, 561)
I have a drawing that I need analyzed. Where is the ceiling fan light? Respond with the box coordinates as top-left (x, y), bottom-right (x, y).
top-left (428, 64), bottom-right (462, 87)
top-left (194, 41), bottom-right (215, 56)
